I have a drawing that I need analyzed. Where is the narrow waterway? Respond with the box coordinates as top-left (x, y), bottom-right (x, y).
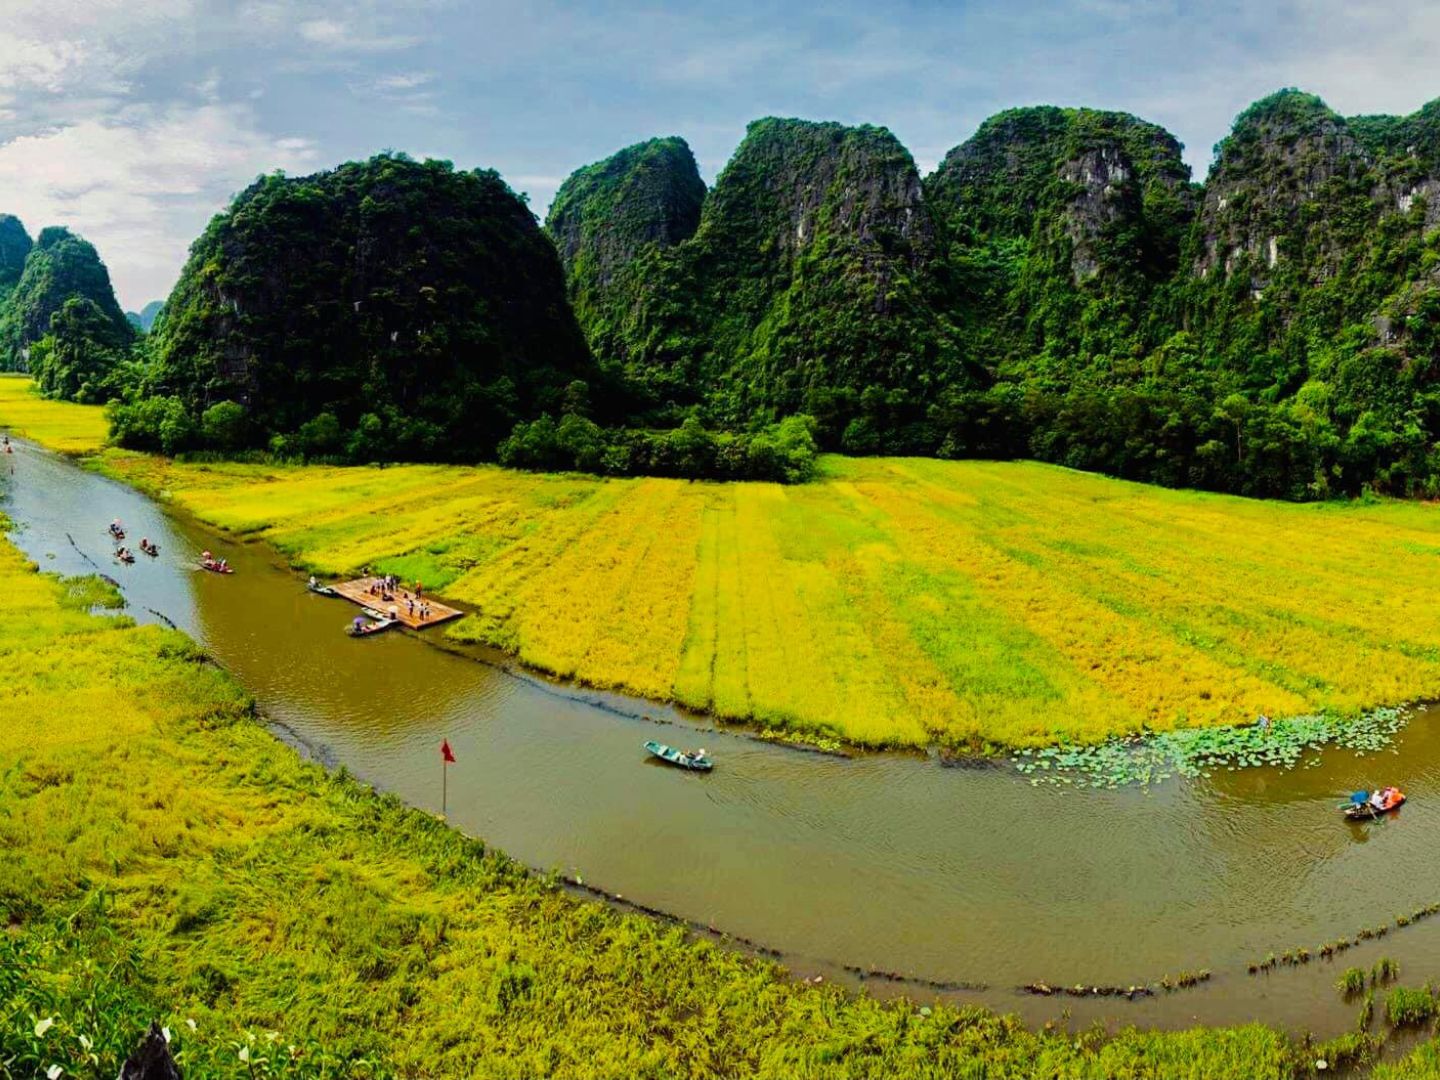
top-left (7, 436), bottom-right (1440, 1036)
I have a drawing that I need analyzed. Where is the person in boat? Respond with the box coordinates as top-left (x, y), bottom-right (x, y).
top-left (218, 557), bottom-right (228, 571)
top-left (309, 575), bottom-right (318, 589)
top-left (1371, 789), bottom-right (1388, 810)
top-left (353, 615), bottom-right (365, 633)
top-left (693, 748), bottom-right (707, 762)
top-left (202, 549), bottom-right (212, 562)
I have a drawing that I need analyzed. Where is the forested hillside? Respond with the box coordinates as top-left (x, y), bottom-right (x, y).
top-left (8, 89), bottom-right (1440, 494)
top-left (559, 90), bottom-right (1440, 497)
top-left (128, 154), bottom-right (597, 460)
top-left (0, 225), bottom-right (132, 379)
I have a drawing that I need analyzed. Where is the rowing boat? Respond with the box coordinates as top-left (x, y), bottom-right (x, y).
top-left (1344, 788), bottom-right (1406, 820)
top-left (643, 740), bottom-right (713, 772)
top-left (307, 581), bottom-right (340, 597)
top-left (199, 559), bottom-right (234, 575)
top-left (347, 618), bottom-right (395, 637)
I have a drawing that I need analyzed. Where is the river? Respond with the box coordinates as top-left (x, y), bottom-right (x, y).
top-left (7, 436), bottom-right (1440, 1036)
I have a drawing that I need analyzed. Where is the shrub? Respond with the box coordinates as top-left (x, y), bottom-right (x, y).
top-left (199, 400), bottom-right (247, 451)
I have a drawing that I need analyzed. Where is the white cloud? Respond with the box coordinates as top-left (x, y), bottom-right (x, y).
top-left (297, 16), bottom-right (418, 52)
top-left (0, 104), bottom-right (317, 307)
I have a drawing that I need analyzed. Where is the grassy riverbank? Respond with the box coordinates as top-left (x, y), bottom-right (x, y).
top-left (1, 518), bottom-right (1377, 1078)
top-left (9, 375), bottom-right (1440, 750)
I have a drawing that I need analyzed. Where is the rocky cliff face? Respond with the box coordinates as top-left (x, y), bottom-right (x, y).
top-left (546, 137), bottom-right (704, 283)
top-left (557, 118), bottom-right (965, 443)
top-left (1192, 91), bottom-right (1371, 288)
top-left (544, 137), bottom-right (704, 379)
top-left (0, 225), bottom-right (131, 370)
top-left (151, 154), bottom-right (595, 457)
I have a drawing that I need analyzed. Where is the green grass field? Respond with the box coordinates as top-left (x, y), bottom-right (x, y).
top-left (7, 378), bottom-right (1440, 750)
top-left (0, 374), bottom-right (110, 453)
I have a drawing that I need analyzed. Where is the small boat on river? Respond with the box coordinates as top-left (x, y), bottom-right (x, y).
top-left (308, 578), bottom-right (340, 597)
top-left (199, 558), bottom-right (233, 575)
top-left (644, 740), bottom-right (713, 772)
top-left (347, 615), bottom-right (395, 637)
top-left (1344, 787), bottom-right (1406, 820)
top-left (115, 548), bottom-right (135, 564)
top-left (139, 541), bottom-right (159, 557)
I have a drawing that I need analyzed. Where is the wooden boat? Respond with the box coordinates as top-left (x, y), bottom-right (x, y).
top-left (107, 527), bottom-right (125, 540)
top-left (346, 617), bottom-right (395, 637)
top-left (307, 581), bottom-right (340, 597)
top-left (199, 559), bottom-right (234, 575)
top-left (643, 740), bottom-right (713, 772)
top-left (115, 549), bottom-right (135, 564)
top-left (139, 542), bottom-right (159, 557)
top-left (1345, 789), bottom-right (1406, 821)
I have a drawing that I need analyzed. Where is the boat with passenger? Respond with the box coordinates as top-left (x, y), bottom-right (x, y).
top-left (644, 740), bottom-right (713, 772)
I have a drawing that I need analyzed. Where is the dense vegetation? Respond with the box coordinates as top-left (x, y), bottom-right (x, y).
top-left (115, 154), bottom-right (597, 462)
top-left (547, 119), bottom-right (973, 450)
top-left (0, 225), bottom-right (133, 378)
top-left (556, 91), bottom-right (1440, 497)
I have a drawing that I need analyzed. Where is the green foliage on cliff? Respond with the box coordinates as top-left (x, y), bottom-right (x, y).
top-left (557, 119), bottom-right (973, 451)
top-left (0, 226), bottom-right (132, 374)
top-left (0, 214), bottom-right (32, 309)
top-left (556, 92), bottom-right (1440, 498)
top-left (545, 136), bottom-right (704, 389)
top-left (132, 153), bottom-right (595, 461)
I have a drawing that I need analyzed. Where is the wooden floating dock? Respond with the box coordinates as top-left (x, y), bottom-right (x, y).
top-left (331, 577), bottom-right (463, 630)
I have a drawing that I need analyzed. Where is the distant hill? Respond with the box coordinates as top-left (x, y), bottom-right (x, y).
top-left (0, 225), bottom-right (132, 374)
top-left (125, 300), bottom-right (164, 332)
top-left (143, 153), bottom-right (596, 460)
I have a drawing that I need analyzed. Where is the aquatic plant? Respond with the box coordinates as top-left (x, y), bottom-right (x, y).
top-left (1375, 957), bottom-right (1401, 985)
top-left (1338, 968), bottom-right (1367, 997)
top-left (1386, 986), bottom-right (1436, 1027)
top-left (1014, 707), bottom-right (1410, 788)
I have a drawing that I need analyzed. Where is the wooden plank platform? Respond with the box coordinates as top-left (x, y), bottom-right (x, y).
top-left (330, 577), bottom-right (464, 630)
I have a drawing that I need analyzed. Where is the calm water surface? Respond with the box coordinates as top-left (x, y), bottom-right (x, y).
top-left (7, 437), bottom-right (1440, 1035)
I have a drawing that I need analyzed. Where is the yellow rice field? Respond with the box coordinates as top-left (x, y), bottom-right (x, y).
top-left (7, 383), bottom-right (1440, 750)
top-left (0, 373), bottom-right (109, 453)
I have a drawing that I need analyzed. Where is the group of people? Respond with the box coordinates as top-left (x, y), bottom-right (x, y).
top-left (366, 574), bottom-right (432, 621)
top-left (200, 549), bottom-right (229, 571)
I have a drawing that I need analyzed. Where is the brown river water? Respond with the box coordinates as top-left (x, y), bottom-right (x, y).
top-left (8, 436), bottom-right (1440, 1038)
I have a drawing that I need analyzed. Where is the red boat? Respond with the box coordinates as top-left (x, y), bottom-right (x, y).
top-left (199, 559), bottom-right (234, 575)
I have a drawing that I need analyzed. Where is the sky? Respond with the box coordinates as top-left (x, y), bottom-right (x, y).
top-left (4, 1), bottom-right (1440, 309)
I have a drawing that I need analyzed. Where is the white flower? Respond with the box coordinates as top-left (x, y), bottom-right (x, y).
top-left (33, 1017), bottom-right (55, 1038)
top-left (238, 1046), bottom-right (250, 1063)
top-left (185, 1019), bottom-right (197, 1033)
top-left (162, 1027), bottom-right (171, 1044)
top-left (1316, 1062), bottom-right (1328, 1072)
top-left (46, 1066), bottom-right (62, 1080)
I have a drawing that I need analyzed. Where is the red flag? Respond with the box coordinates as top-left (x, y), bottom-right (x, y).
top-left (441, 738), bottom-right (456, 764)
